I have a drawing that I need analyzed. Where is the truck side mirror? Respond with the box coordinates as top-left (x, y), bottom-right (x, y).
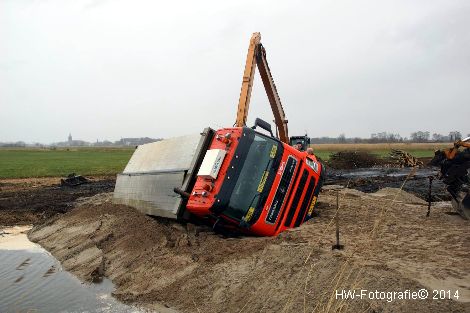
top-left (251, 118), bottom-right (274, 138)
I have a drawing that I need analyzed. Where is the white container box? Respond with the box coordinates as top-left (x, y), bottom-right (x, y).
top-left (197, 149), bottom-right (226, 179)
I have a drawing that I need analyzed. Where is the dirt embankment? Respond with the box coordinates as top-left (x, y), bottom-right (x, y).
top-left (327, 151), bottom-right (383, 169)
top-left (325, 150), bottom-right (430, 170)
top-left (0, 177), bottom-right (115, 225)
top-left (29, 188), bottom-right (470, 313)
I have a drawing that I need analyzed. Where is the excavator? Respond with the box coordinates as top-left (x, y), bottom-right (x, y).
top-left (430, 137), bottom-right (470, 219)
top-left (113, 33), bottom-right (325, 236)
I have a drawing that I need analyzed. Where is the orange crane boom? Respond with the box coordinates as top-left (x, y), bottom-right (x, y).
top-left (443, 138), bottom-right (470, 160)
top-left (235, 32), bottom-right (289, 143)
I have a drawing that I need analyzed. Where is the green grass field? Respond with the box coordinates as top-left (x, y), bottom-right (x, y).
top-left (0, 148), bottom-right (135, 179)
top-left (0, 143), bottom-right (450, 179)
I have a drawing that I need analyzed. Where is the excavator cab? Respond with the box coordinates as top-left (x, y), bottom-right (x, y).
top-left (430, 137), bottom-right (470, 219)
top-left (289, 135), bottom-right (311, 151)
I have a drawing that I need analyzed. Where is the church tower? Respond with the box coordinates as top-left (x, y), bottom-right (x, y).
top-left (68, 133), bottom-right (72, 146)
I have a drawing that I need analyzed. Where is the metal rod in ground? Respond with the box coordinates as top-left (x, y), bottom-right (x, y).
top-left (336, 190), bottom-right (339, 243)
top-left (426, 176), bottom-right (434, 217)
top-left (332, 189), bottom-right (344, 250)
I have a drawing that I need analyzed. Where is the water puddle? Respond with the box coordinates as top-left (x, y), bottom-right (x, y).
top-left (0, 226), bottom-right (144, 313)
top-left (333, 167), bottom-right (438, 178)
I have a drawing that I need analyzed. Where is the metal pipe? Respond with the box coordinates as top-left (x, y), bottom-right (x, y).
top-left (332, 189), bottom-right (344, 250)
top-left (174, 187), bottom-right (190, 199)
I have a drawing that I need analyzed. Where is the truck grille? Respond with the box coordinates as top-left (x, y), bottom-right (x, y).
top-left (284, 169), bottom-right (308, 227)
top-left (265, 156), bottom-right (297, 224)
top-left (294, 176), bottom-right (316, 227)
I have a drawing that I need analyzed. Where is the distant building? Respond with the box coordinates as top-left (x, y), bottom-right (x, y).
top-left (0, 141), bottom-right (26, 147)
top-left (93, 140), bottom-right (114, 147)
top-left (53, 133), bottom-right (90, 147)
top-left (115, 137), bottom-right (161, 146)
top-left (49, 134), bottom-right (161, 147)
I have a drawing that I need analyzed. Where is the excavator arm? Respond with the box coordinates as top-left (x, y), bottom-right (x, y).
top-left (235, 32), bottom-right (289, 143)
top-left (444, 138), bottom-right (470, 160)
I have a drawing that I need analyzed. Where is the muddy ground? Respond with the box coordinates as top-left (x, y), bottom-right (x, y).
top-left (0, 166), bottom-right (448, 227)
top-left (1, 167), bottom-right (469, 312)
top-left (326, 167), bottom-right (450, 201)
top-left (0, 177), bottom-right (114, 225)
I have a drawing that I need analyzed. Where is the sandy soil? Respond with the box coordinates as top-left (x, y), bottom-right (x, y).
top-left (0, 225), bottom-right (37, 250)
top-left (28, 187), bottom-right (470, 313)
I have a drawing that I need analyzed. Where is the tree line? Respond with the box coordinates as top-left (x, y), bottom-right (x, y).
top-left (311, 130), bottom-right (468, 144)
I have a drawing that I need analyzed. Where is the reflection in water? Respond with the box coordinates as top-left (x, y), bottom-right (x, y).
top-left (0, 226), bottom-right (143, 313)
top-left (336, 167), bottom-right (438, 178)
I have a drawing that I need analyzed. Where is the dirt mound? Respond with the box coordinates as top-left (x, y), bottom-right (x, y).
top-left (328, 151), bottom-right (382, 169)
top-left (371, 187), bottom-right (427, 204)
top-left (28, 189), bottom-right (470, 313)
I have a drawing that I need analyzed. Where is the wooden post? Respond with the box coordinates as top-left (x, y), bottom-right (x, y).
top-left (332, 189), bottom-right (344, 250)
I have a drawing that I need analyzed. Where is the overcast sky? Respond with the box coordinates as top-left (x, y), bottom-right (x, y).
top-left (1, 0), bottom-right (469, 143)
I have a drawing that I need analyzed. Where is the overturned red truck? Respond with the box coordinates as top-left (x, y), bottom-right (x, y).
top-left (186, 123), bottom-right (324, 236)
top-left (113, 33), bottom-right (325, 236)
top-left (114, 122), bottom-right (324, 236)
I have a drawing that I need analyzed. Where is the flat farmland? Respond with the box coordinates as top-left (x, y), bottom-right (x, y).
top-left (0, 148), bottom-right (135, 178)
top-left (0, 142), bottom-right (452, 178)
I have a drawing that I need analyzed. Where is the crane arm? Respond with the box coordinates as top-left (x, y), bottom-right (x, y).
top-left (456, 140), bottom-right (470, 149)
top-left (256, 43), bottom-right (289, 143)
top-left (236, 33), bottom-right (260, 128)
top-left (443, 138), bottom-right (470, 160)
top-left (235, 32), bottom-right (289, 143)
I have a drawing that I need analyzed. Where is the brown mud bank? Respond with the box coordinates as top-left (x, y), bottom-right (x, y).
top-left (0, 177), bottom-right (115, 225)
top-left (29, 189), bottom-right (470, 313)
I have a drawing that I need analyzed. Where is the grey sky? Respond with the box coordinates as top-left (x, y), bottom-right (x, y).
top-left (1, 0), bottom-right (469, 143)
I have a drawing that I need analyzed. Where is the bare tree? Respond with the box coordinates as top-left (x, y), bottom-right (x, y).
top-left (449, 131), bottom-right (462, 141)
top-left (410, 131), bottom-right (430, 142)
top-left (432, 133), bottom-right (447, 142)
top-left (337, 133), bottom-right (346, 143)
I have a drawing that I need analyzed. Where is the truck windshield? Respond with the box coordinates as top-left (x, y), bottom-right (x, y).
top-left (223, 134), bottom-right (281, 221)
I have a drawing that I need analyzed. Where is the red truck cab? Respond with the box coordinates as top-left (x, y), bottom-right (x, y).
top-left (186, 126), bottom-right (324, 236)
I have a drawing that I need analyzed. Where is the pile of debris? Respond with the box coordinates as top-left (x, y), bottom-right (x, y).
top-left (389, 149), bottom-right (423, 167)
top-left (327, 150), bottom-right (381, 169)
top-left (60, 173), bottom-right (89, 187)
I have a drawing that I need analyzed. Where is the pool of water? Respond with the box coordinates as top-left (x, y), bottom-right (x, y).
top-left (0, 226), bottom-right (144, 313)
top-left (331, 167), bottom-right (438, 178)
